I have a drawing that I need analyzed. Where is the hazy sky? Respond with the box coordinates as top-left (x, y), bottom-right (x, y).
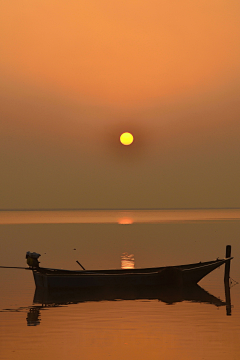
top-left (1, 0), bottom-right (240, 209)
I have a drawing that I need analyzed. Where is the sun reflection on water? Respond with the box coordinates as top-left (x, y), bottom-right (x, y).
top-left (121, 252), bottom-right (135, 269)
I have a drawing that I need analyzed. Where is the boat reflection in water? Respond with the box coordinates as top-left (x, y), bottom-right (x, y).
top-left (30, 280), bottom-right (232, 326)
top-left (26, 307), bottom-right (41, 326)
top-left (33, 283), bottom-right (229, 307)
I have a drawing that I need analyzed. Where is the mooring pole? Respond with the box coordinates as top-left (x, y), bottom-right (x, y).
top-left (224, 245), bottom-right (232, 315)
top-left (224, 277), bottom-right (232, 316)
top-left (224, 245), bottom-right (231, 283)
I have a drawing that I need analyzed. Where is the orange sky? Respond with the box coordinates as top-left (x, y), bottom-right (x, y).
top-left (1, 1), bottom-right (239, 105)
top-left (0, 0), bottom-right (240, 209)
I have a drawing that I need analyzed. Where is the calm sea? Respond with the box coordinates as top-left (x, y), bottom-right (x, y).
top-left (0, 210), bottom-right (240, 360)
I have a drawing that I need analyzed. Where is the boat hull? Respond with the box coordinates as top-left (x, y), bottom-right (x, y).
top-left (33, 258), bottom-right (231, 290)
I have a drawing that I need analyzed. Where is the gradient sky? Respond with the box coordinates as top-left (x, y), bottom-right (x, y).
top-left (1, 0), bottom-right (240, 209)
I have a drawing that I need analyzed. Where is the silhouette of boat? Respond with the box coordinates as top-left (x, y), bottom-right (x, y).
top-left (32, 257), bottom-right (232, 289)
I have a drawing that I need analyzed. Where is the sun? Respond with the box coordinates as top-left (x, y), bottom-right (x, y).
top-left (120, 132), bottom-right (134, 146)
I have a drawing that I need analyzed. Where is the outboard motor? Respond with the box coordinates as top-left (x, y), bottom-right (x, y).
top-left (26, 251), bottom-right (41, 268)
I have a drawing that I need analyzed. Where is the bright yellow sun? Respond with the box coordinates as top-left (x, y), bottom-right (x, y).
top-left (120, 132), bottom-right (134, 145)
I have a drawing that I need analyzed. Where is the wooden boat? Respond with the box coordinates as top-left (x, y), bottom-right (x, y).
top-left (32, 257), bottom-right (232, 290)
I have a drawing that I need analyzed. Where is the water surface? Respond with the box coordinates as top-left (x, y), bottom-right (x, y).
top-left (0, 210), bottom-right (240, 359)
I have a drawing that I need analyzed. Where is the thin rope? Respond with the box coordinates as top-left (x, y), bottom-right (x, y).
top-left (230, 277), bottom-right (239, 288)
